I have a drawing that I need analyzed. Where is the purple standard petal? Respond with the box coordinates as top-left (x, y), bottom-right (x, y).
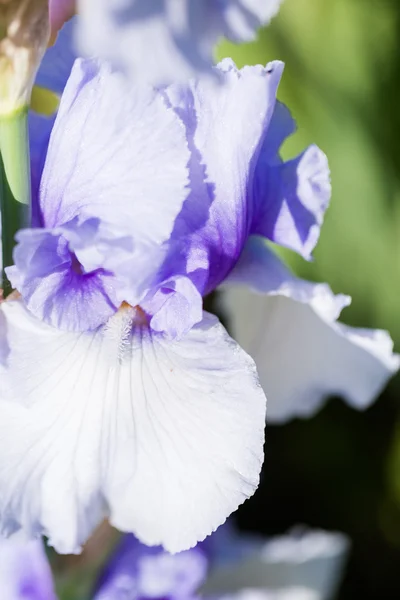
top-left (0, 301), bottom-right (265, 554)
top-left (0, 537), bottom-right (57, 600)
top-left (76, 0), bottom-right (283, 85)
top-left (252, 102), bottom-right (331, 259)
top-left (129, 59), bottom-right (329, 339)
top-left (154, 61), bottom-right (329, 316)
top-left (221, 236), bottom-right (400, 423)
top-left (161, 59), bottom-right (284, 298)
top-left (40, 58), bottom-right (189, 241)
top-left (93, 534), bottom-right (208, 600)
top-left (13, 57), bottom-right (190, 331)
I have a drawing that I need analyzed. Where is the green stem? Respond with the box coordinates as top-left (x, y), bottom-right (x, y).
top-left (0, 106), bottom-right (31, 296)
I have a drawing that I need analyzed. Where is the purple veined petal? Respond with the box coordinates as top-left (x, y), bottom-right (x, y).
top-left (203, 526), bottom-right (349, 600)
top-left (93, 534), bottom-right (208, 600)
top-left (252, 102), bottom-right (331, 259)
top-left (6, 217), bottom-right (123, 331)
top-left (152, 61), bottom-right (328, 320)
top-left (220, 236), bottom-right (400, 423)
top-left (21, 57), bottom-right (190, 330)
top-left (76, 0), bottom-right (283, 86)
top-left (41, 57), bottom-right (189, 239)
top-left (162, 59), bottom-right (284, 297)
top-left (0, 536), bottom-right (57, 600)
top-left (36, 16), bottom-right (77, 96)
top-left (0, 300), bottom-right (266, 554)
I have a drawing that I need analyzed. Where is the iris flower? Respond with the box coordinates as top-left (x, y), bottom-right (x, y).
top-left (0, 22), bottom-right (396, 556)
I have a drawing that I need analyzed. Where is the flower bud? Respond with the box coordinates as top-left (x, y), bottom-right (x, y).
top-left (0, 0), bottom-right (50, 115)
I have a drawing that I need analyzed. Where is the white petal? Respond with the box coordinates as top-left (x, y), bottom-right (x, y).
top-left (221, 238), bottom-right (399, 423)
top-left (0, 301), bottom-right (265, 554)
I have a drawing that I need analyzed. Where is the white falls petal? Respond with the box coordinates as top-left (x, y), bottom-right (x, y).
top-left (0, 301), bottom-right (266, 553)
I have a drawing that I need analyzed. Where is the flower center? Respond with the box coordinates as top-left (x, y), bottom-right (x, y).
top-left (103, 303), bottom-right (149, 361)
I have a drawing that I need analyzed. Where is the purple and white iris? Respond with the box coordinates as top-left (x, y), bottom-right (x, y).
top-left (0, 19), bottom-right (397, 557)
top-left (76, 0), bottom-right (284, 85)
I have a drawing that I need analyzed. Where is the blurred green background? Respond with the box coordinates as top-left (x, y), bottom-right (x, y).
top-left (218, 0), bottom-right (400, 598)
